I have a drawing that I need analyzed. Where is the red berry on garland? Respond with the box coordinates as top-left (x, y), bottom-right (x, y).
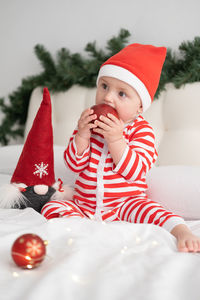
top-left (11, 233), bottom-right (47, 269)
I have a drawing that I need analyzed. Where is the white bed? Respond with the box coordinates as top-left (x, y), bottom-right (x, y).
top-left (1, 208), bottom-right (200, 300)
top-left (1, 82), bottom-right (200, 300)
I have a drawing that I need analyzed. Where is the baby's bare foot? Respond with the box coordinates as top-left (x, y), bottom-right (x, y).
top-left (171, 224), bottom-right (200, 252)
top-left (177, 233), bottom-right (200, 252)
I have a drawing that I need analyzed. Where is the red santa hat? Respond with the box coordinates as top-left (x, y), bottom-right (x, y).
top-left (11, 87), bottom-right (55, 186)
top-left (96, 43), bottom-right (167, 112)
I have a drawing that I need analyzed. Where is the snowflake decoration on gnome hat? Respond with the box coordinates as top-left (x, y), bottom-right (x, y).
top-left (33, 162), bottom-right (49, 179)
top-left (0, 88), bottom-right (73, 212)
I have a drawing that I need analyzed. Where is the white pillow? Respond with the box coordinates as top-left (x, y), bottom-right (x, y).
top-left (53, 145), bottom-right (77, 186)
top-left (146, 166), bottom-right (200, 220)
top-left (0, 145), bottom-right (23, 175)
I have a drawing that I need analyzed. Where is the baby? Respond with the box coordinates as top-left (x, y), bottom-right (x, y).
top-left (41, 43), bottom-right (200, 253)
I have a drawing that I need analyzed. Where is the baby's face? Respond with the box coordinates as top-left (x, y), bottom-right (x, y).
top-left (95, 76), bottom-right (143, 123)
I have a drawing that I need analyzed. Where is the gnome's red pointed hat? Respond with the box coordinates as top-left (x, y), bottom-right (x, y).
top-left (11, 87), bottom-right (55, 186)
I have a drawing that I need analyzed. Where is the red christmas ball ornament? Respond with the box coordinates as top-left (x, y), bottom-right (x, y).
top-left (11, 233), bottom-right (47, 269)
top-left (91, 103), bottom-right (119, 122)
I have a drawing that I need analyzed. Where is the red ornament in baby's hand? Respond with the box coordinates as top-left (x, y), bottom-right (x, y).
top-left (90, 104), bottom-right (119, 134)
top-left (91, 103), bottom-right (119, 123)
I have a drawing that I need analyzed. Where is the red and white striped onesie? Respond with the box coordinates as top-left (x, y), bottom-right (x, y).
top-left (41, 115), bottom-right (185, 232)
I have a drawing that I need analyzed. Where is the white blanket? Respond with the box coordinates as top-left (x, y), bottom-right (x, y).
top-left (1, 145), bottom-right (200, 300)
top-left (1, 207), bottom-right (200, 300)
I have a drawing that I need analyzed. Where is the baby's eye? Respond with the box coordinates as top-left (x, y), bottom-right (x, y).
top-left (119, 91), bottom-right (126, 98)
top-left (102, 83), bottom-right (108, 90)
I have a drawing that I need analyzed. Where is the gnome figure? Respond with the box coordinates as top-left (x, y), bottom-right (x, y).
top-left (0, 88), bottom-right (73, 213)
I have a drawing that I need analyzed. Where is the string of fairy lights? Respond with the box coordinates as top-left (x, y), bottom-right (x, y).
top-left (10, 217), bottom-right (160, 282)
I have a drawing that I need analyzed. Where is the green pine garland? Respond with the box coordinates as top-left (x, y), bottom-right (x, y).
top-left (0, 29), bottom-right (200, 145)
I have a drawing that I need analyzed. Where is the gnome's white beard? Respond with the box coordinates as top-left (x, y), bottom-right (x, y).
top-left (0, 182), bottom-right (74, 209)
top-left (0, 184), bottom-right (27, 208)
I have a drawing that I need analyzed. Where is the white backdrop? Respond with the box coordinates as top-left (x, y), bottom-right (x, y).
top-left (0, 0), bottom-right (200, 99)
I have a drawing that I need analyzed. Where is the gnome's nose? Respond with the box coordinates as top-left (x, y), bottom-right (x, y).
top-left (33, 185), bottom-right (49, 195)
top-left (19, 187), bottom-right (26, 192)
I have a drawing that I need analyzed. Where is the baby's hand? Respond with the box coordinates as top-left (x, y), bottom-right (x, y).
top-left (77, 108), bottom-right (97, 141)
top-left (93, 113), bottom-right (124, 143)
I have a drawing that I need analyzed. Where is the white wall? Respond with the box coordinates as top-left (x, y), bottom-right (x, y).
top-left (0, 0), bottom-right (200, 99)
